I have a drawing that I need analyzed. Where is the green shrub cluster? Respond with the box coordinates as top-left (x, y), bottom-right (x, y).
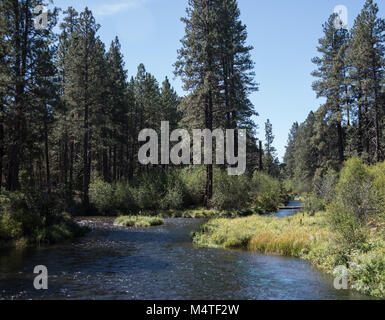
top-left (251, 171), bottom-right (283, 212)
top-left (88, 167), bottom-right (288, 215)
top-left (329, 158), bottom-right (384, 250)
top-left (0, 191), bottom-right (86, 247)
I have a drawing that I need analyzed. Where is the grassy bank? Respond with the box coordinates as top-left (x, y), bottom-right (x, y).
top-left (0, 191), bottom-right (89, 249)
top-left (114, 216), bottom-right (164, 228)
top-left (193, 212), bottom-right (333, 257)
top-left (193, 212), bottom-right (385, 298)
top-left (0, 217), bottom-right (88, 249)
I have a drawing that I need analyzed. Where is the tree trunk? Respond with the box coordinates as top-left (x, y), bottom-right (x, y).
top-left (103, 148), bottom-right (109, 182)
top-left (69, 141), bottom-right (74, 192)
top-left (44, 110), bottom-right (51, 193)
top-left (83, 113), bottom-right (90, 207)
top-left (0, 104), bottom-right (3, 192)
top-left (113, 144), bottom-right (117, 181)
top-left (259, 140), bottom-right (263, 171)
top-left (337, 121), bottom-right (344, 164)
top-left (357, 105), bottom-right (363, 157)
top-left (204, 93), bottom-right (213, 208)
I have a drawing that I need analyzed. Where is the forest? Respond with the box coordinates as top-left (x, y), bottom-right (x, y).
top-left (0, 0), bottom-right (385, 300)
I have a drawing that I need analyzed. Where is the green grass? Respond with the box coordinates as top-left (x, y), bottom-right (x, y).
top-left (193, 211), bottom-right (333, 257)
top-left (0, 219), bottom-right (89, 249)
top-left (192, 211), bottom-right (385, 298)
top-left (113, 216), bottom-right (164, 228)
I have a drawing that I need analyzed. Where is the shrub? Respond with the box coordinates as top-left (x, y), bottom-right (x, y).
top-left (0, 191), bottom-right (87, 245)
top-left (349, 244), bottom-right (385, 297)
top-left (89, 178), bottom-right (114, 214)
top-left (160, 185), bottom-right (184, 210)
top-left (113, 182), bottom-right (137, 213)
top-left (302, 193), bottom-right (325, 216)
top-left (251, 172), bottom-right (281, 212)
top-left (313, 168), bottom-right (338, 204)
top-left (180, 166), bottom-right (205, 206)
top-left (329, 158), bottom-right (378, 250)
top-left (368, 161), bottom-right (385, 219)
top-left (210, 170), bottom-right (251, 210)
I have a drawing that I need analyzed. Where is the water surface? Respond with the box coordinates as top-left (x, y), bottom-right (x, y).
top-left (0, 215), bottom-right (368, 300)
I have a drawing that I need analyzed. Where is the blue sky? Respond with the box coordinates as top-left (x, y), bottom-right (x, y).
top-left (54, 0), bottom-right (385, 160)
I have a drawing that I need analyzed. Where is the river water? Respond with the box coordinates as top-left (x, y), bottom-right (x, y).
top-left (0, 207), bottom-right (369, 300)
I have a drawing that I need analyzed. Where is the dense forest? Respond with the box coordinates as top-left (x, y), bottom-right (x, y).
top-left (284, 0), bottom-right (385, 192)
top-left (1, 0), bottom-right (385, 300)
top-left (0, 0), bottom-right (270, 204)
top-left (1, 0), bottom-right (293, 247)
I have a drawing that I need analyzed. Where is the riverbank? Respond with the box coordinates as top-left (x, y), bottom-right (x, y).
top-left (0, 217), bottom-right (365, 300)
top-left (0, 191), bottom-right (89, 249)
top-left (0, 220), bottom-right (88, 250)
top-left (192, 212), bottom-right (385, 298)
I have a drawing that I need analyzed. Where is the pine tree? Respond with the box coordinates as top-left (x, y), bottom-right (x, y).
top-left (263, 119), bottom-right (279, 177)
top-left (284, 122), bottom-right (299, 179)
top-left (0, 6), bottom-right (9, 191)
top-left (55, 6), bottom-right (79, 190)
top-left (105, 37), bottom-right (128, 181)
top-left (176, 0), bottom-right (257, 206)
top-left (160, 77), bottom-right (180, 131)
top-left (312, 13), bottom-right (349, 166)
top-left (218, 0), bottom-right (258, 132)
top-left (64, 8), bottom-right (105, 207)
top-left (0, 0), bottom-right (59, 190)
top-left (347, 0), bottom-right (385, 163)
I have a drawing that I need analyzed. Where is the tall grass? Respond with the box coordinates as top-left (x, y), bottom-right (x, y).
top-left (193, 212), bottom-right (333, 257)
top-left (193, 158), bottom-right (385, 298)
top-left (113, 216), bottom-right (164, 228)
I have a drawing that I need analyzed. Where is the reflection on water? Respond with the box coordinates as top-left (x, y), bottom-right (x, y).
top-left (0, 216), bottom-right (369, 300)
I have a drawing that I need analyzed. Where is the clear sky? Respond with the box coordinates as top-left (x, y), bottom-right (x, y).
top-left (54, 0), bottom-right (385, 160)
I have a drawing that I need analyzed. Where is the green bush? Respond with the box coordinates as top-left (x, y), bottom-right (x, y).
top-left (0, 191), bottom-right (87, 246)
top-left (349, 244), bottom-right (385, 297)
top-left (252, 172), bottom-right (281, 212)
top-left (329, 158), bottom-right (381, 251)
top-left (161, 185), bottom-right (184, 210)
top-left (302, 193), bottom-right (325, 216)
top-left (369, 161), bottom-right (385, 219)
top-left (180, 166), bottom-right (205, 206)
top-left (210, 170), bottom-right (251, 210)
top-left (89, 178), bottom-right (115, 214)
top-left (113, 182), bottom-right (137, 213)
top-left (313, 168), bottom-right (338, 204)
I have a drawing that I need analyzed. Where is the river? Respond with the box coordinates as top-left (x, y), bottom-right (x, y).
top-left (0, 206), bottom-right (369, 300)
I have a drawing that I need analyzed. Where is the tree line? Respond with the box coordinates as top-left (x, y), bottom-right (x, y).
top-left (284, 0), bottom-right (385, 190)
top-left (0, 0), bottom-right (260, 208)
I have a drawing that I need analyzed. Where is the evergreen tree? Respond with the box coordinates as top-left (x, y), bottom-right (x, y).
top-left (263, 119), bottom-right (279, 177)
top-left (284, 122), bottom-right (299, 179)
top-left (347, 0), bottom-right (385, 163)
top-left (105, 37), bottom-right (128, 181)
top-left (176, 0), bottom-right (257, 206)
top-left (160, 77), bottom-right (180, 131)
top-left (0, 0), bottom-right (58, 190)
top-left (312, 13), bottom-right (349, 166)
top-left (64, 8), bottom-right (104, 207)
